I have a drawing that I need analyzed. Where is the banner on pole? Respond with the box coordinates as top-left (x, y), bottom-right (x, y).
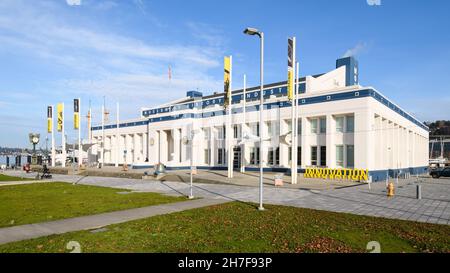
top-left (73, 99), bottom-right (80, 130)
top-left (47, 106), bottom-right (52, 133)
top-left (223, 56), bottom-right (231, 109)
top-left (57, 103), bottom-right (63, 132)
top-left (287, 38), bottom-right (294, 101)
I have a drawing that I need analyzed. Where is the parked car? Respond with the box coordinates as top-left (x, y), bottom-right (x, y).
top-left (430, 167), bottom-right (450, 178)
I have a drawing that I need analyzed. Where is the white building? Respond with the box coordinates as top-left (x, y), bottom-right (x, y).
top-left (90, 57), bottom-right (429, 181)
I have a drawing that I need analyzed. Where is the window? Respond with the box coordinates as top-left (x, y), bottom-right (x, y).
top-left (267, 121), bottom-right (279, 137)
top-left (288, 147), bottom-right (302, 166)
top-left (275, 147), bottom-right (280, 165)
top-left (250, 123), bottom-right (260, 137)
top-left (311, 119), bottom-right (318, 134)
top-left (233, 125), bottom-right (240, 139)
top-left (217, 126), bottom-right (225, 140)
top-left (346, 116), bottom-right (354, 132)
top-left (204, 149), bottom-right (210, 165)
top-left (217, 148), bottom-right (225, 165)
top-left (320, 146), bottom-right (326, 166)
top-left (336, 116), bottom-right (344, 132)
top-left (203, 128), bottom-right (210, 140)
top-left (268, 148), bottom-right (274, 165)
top-left (336, 145), bottom-right (344, 167)
top-left (297, 119), bottom-right (302, 135)
top-left (286, 120), bottom-right (292, 133)
top-left (311, 146), bottom-right (317, 166)
top-left (319, 117), bottom-right (326, 134)
top-left (346, 145), bottom-right (354, 168)
top-left (250, 147), bottom-right (260, 165)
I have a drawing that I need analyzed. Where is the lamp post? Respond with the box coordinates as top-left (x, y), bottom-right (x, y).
top-left (243, 27), bottom-right (265, 211)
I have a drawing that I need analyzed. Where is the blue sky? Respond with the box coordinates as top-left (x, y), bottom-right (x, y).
top-left (0, 0), bottom-right (449, 148)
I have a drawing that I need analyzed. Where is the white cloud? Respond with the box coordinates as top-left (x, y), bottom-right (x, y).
top-left (0, 0), bottom-right (225, 127)
top-left (342, 42), bottom-right (368, 58)
top-left (66, 0), bottom-right (81, 6)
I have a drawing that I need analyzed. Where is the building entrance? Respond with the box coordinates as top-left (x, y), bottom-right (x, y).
top-left (233, 147), bottom-right (241, 169)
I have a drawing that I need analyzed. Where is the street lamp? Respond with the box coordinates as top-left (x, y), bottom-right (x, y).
top-left (243, 27), bottom-right (265, 211)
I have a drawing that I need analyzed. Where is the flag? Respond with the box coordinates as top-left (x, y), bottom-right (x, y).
top-left (74, 99), bottom-right (80, 130)
top-left (168, 65), bottom-right (172, 80)
top-left (287, 38), bottom-right (294, 101)
top-left (223, 56), bottom-right (231, 109)
top-left (57, 103), bottom-right (63, 132)
top-left (47, 106), bottom-right (52, 133)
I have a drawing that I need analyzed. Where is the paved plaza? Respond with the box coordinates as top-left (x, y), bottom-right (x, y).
top-left (3, 170), bottom-right (450, 225)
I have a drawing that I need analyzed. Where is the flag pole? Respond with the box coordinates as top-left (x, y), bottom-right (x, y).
top-left (101, 99), bottom-right (105, 168)
top-left (62, 103), bottom-right (66, 168)
top-left (51, 105), bottom-right (55, 167)
top-left (240, 74), bottom-right (246, 173)
top-left (78, 98), bottom-right (82, 167)
top-left (115, 102), bottom-right (119, 168)
top-left (290, 37), bottom-right (297, 184)
top-left (227, 56), bottom-right (233, 178)
top-left (294, 61), bottom-right (300, 184)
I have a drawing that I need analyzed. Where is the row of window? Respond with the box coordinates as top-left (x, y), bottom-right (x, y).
top-left (207, 145), bottom-right (354, 168)
top-left (203, 115), bottom-right (354, 140)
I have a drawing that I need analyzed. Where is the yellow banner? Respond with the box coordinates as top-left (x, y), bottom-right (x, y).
top-left (287, 38), bottom-right (294, 101)
top-left (304, 167), bottom-right (369, 182)
top-left (73, 99), bottom-right (80, 130)
top-left (57, 103), bottom-right (63, 132)
top-left (223, 56), bottom-right (231, 109)
top-left (74, 113), bottom-right (79, 130)
top-left (47, 106), bottom-right (52, 133)
top-left (287, 69), bottom-right (293, 101)
top-left (47, 118), bottom-right (52, 133)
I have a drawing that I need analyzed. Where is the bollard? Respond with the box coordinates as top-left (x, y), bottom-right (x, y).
top-left (416, 184), bottom-right (422, 200)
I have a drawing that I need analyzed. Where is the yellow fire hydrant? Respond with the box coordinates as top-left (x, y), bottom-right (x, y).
top-left (387, 181), bottom-right (395, 197)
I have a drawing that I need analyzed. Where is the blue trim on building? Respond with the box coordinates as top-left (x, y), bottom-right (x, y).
top-left (92, 88), bottom-right (428, 131)
top-left (336, 56), bottom-right (359, 86)
top-left (368, 166), bottom-right (429, 182)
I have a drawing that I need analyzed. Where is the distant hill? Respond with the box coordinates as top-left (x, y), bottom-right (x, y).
top-left (424, 120), bottom-right (450, 136)
top-left (0, 147), bottom-right (28, 155)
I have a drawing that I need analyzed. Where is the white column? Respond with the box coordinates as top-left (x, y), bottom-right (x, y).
top-left (301, 117), bottom-right (309, 168)
top-left (354, 110), bottom-right (374, 169)
top-left (280, 120), bottom-right (289, 167)
top-left (173, 129), bottom-right (181, 164)
top-left (326, 114), bottom-right (335, 168)
top-left (210, 127), bottom-right (216, 166)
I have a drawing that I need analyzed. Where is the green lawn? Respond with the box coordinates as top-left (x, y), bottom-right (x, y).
top-left (0, 174), bottom-right (33, 182)
top-left (0, 182), bottom-right (186, 228)
top-left (1, 202), bottom-right (448, 253)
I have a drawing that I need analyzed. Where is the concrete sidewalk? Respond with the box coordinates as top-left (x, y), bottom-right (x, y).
top-left (3, 170), bottom-right (450, 225)
top-left (0, 198), bottom-right (229, 245)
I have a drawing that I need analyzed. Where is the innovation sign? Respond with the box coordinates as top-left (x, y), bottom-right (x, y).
top-left (304, 168), bottom-right (369, 182)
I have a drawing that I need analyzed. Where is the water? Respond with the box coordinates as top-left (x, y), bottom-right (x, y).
top-left (0, 155), bottom-right (29, 166)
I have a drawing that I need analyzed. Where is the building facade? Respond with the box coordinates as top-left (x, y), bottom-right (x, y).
top-left (90, 57), bottom-right (429, 181)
